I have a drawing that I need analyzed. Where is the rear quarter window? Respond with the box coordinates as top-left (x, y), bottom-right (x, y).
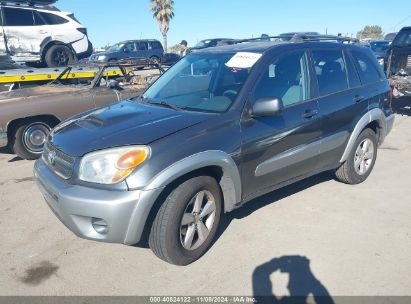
top-left (38, 12), bottom-right (69, 25)
top-left (351, 50), bottom-right (382, 85)
top-left (150, 41), bottom-right (163, 50)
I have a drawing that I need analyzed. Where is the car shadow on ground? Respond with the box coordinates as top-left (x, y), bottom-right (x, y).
top-left (0, 146), bottom-right (23, 162)
top-left (214, 171), bottom-right (334, 242)
top-left (252, 255), bottom-right (335, 304)
top-left (392, 97), bottom-right (411, 116)
top-left (135, 171), bottom-right (334, 250)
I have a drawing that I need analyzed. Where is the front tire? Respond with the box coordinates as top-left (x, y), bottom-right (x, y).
top-left (149, 176), bottom-right (222, 266)
top-left (45, 45), bottom-right (75, 67)
top-left (10, 121), bottom-right (52, 160)
top-left (335, 128), bottom-right (378, 184)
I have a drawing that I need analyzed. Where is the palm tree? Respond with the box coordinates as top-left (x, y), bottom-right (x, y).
top-left (150, 0), bottom-right (175, 51)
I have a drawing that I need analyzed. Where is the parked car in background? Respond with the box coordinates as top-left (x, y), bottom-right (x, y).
top-left (370, 40), bottom-right (391, 66)
top-left (34, 38), bottom-right (393, 265)
top-left (191, 38), bottom-right (232, 50)
top-left (385, 26), bottom-right (411, 97)
top-left (278, 32), bottom-right (320, 41)
top-left (384, 32), bottom-right (397, 41)
top-left (0, 0), bottom-right (93, 67)
top-left (0, 62), bottom-right (162, 159)
top-left (162, 53), bottom-right (181, 66)
top-left (89, 40), bottom-right (164, 65)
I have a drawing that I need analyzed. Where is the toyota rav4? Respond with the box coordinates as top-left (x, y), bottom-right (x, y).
top-left (34, 39), bottom-right (394, 265)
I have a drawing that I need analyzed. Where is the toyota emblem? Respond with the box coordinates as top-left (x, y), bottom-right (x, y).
top-left (48, 150), bottom-right (56, 166)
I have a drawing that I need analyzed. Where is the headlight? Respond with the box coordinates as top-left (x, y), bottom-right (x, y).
top-left (378, 58), bottom-right (384, 66)
top-left (97, 55), bottom-right (106, 61)
top-left (79, 146), bottom-right (150, 184)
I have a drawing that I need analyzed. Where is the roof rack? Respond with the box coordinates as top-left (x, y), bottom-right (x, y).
top-left (0, 0), bottom-right (57, 6)
top-left (227, 34), bottom-right (360, 45)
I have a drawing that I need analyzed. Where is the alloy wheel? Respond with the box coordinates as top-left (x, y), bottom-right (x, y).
top-left (180, 190), bottom-right (217, 251)
top-left (354, 138), bottom-right (375, 175)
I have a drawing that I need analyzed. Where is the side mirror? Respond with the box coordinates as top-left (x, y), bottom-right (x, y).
top-left (123, 48), bottom-right (130, 53)
top-left (252, 97), bottom-right (284, 117)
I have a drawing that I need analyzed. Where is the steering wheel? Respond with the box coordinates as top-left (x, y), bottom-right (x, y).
top-left (222, 89), bottom-right (238, 100)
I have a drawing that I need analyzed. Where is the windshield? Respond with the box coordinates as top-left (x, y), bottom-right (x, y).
top-left (141, 53), bottom-right (252, 113)
top-left (370, 41), bottom-right (390, 52)
top-left (392, 30), bottom-right (411, 47)
top-left (108, 43), bottom-right (125, 52)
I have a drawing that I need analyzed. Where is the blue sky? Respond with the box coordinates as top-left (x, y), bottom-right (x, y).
top-left (58, 0), bottom-right (411, 48)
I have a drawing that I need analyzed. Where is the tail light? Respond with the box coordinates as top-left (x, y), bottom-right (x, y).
top-left (77, 28), bottom-right (88, 36)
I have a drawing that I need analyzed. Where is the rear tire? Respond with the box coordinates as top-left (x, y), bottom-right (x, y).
top-left (10, 120), bottom-right (52, 160)
top-left (149, 56), bottom-right (161, 66)
top-left (149, 176), bottom-right (222, 266)
top-left (45, 45), bottom-right (75, 67)
top-left (335, 128), bottom-right (378, 184)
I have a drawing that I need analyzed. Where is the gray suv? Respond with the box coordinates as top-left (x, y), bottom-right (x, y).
top-left (34, 39), bottom-right (394, 265)
top-left (89, 39), bottom-right (164, 65)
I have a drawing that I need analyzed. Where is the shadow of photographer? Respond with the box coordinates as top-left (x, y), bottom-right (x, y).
top-left (252, 255), bottom-right (334, 304)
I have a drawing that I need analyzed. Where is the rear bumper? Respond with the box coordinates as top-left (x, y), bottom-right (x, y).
top-left (385, 114), bottom-right (395, 137)
top-left (34, 159), bottom-right (164, 245)
top-left (0, 132), bottom-right (7, 148)
top-left (76, 40), bottom-right (93, 60)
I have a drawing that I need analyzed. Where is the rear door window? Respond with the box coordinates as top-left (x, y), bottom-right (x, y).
top-left (137, 41), bottom-right (148, 51)
top-left (3, 7), bottom-right (35, 26)
top-left (344, 50), bottom-right (361, 88)
top-left (311, 49), bottom-right (348, 96)
top-left (351, 50), bottom-right (382, 85)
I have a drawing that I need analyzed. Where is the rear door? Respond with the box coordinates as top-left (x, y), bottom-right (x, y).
top-left (136, 41), bottom-right (149, 59)
top-left (240, 49), bottom-right (321, 199)
top-left (311, 47), bottom-right (368, 169)
top-left (2, 7), bottom-right (50, 58)
top-left (350, 49), bottom-right (390, 116)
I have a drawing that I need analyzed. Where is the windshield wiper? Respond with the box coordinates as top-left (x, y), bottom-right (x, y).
top-left (148, 100), bottom-right (186, 111)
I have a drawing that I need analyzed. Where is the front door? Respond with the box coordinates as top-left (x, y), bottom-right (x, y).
top-left (2, 7), bottom-right (50, 59)
top-left (240, 49), bottom-right (322, 199)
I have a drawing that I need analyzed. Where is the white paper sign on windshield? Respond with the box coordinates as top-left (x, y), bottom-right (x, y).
top-left (225, 52), bottom-right (263, 69)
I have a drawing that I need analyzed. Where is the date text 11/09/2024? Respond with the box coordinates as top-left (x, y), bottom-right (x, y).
top-left (149, 296), bottom-right (257, 303)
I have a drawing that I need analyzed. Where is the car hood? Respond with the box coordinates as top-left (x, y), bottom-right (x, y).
top-left (91, 51), bottom-right (114, 58)
top-left (50, 100), bottom-right (208, 157)
top-left (0, 85), bottom-right (86, 103)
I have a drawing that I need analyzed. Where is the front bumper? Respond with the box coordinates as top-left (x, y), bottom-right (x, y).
top-left (34, 159), bottom-right (164, 245)
top-left (0, 131), bottom-right (7, 148)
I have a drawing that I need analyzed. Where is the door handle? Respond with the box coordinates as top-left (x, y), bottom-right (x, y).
top-left (353, 95), bottom-right (365, 103)
top-left (303, 109), bottom-right (319, 119)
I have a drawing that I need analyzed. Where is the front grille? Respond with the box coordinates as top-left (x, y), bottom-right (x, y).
top-left (407, 55), bottom-right (411, 69)
top-left (42, 142), bottom-right (75, 180)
